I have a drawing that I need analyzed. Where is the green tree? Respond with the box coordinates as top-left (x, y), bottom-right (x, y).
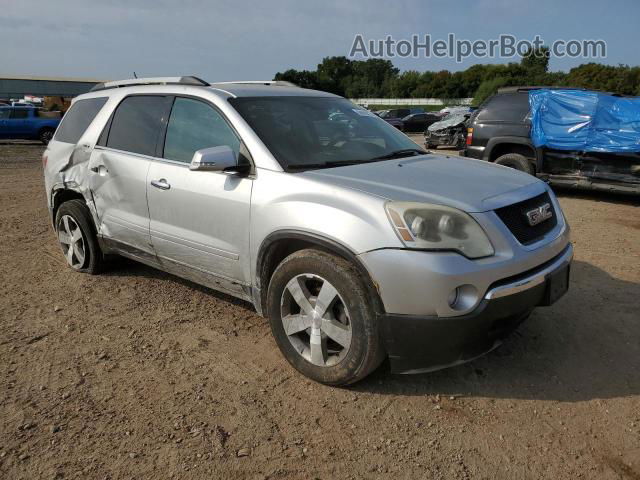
top-left (472, 77), bottom-right (509, 105)
top-left (564, 63), bottom-right (640, 94)
top-left (521, 46), bottom-right (550, 74)
top-left (273, 55), bottom-right (639, 100)
top-left (273, 69), bottom-right (319, 89)
top-left (389, 70), bottom-right (421, 97)
top-left (316, 56), bottom-right (354, 95)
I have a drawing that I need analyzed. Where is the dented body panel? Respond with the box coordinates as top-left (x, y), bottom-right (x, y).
top-left (541, 149), bottom-right (640, 194)
top-left (464, 87), bottom-right (640, 194)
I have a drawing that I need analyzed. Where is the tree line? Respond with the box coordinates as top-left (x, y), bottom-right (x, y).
top-left (274, 48), bottom-right (640, 105)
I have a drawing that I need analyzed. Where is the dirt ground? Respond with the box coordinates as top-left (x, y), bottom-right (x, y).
top-left (1, 141), bottom-right (639, 480)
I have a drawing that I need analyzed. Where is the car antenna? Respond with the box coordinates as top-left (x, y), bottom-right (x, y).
top-left (133, 71), bottom-right (138, 79)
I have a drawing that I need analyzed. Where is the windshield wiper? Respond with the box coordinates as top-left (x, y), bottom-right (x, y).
top-left (286, 150), bottom-right (427, 171)
top-left (287, 160), bottom-right (375, 170)
top-left (368, 148), bottom-right (427, 161)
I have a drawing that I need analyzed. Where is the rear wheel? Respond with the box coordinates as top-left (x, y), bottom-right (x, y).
top-left (55, 199), bottom-right (104, 274)
top-left (39, 128), bottom-right (54, 145)
top-left (267, 249), bottom-right (385, 385)
top-left (495, 153), bottom-right (534, 175)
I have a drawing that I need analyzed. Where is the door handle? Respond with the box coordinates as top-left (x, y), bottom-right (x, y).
top-left (90, 165), bottom-right (108, 175)
top-left (151, 178), bottom-right (171, 190)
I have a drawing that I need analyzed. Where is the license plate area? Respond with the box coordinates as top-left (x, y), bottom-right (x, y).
top-left (542, 264), bottom-right (570, 306)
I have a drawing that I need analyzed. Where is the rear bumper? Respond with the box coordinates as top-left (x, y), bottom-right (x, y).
top-left (462, 146), bottom-right (484, 159)
top-left (380, 244), bottom-right (572, 374)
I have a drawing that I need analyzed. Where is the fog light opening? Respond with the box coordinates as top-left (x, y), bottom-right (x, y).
top-left (447, 288), bottom-right (459, 308)
top-left (448, 284), bottom-right (479, 311)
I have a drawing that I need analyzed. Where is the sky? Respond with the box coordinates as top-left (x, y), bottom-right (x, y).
top-left (1, 0), bottom-right (638, 82)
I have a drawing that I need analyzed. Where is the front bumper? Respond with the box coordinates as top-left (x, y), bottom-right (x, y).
top-left (379, 243), bottom-right (572, 373)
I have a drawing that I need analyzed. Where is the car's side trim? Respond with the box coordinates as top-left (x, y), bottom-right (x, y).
top-left (99, 235), bottom-right (251, 301)
top-left (150, 229), bottom-right (239, 260)
top-left (104, 214), bottom-right (149, 236)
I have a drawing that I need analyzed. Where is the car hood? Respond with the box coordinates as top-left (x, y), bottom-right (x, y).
top-left (300, 154), bottom-right (544, 213)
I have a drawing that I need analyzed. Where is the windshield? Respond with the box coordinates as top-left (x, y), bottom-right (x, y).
top-left (229, 96), bottom-right (423, 171)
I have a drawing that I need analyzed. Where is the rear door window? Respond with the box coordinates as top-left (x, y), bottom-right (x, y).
top-left (106, 96), bottom-right (170, 156)
top-left (54, 97), bottom-right (108, 144)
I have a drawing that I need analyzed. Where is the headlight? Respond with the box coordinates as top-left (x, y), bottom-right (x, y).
top-left (385, 202), bottom-right (494, 259)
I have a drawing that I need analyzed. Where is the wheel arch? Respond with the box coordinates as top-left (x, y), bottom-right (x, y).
top-left (255, 230), bottom-right (384, 318)
top-left (51, 187), bottom-right (91, 229)
top-left (484, 137), bottom-right (542, 172)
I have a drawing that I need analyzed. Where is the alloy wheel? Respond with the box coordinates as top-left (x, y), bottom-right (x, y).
top-left (280, 273), bottom-right (352, 367)
top-left (41, 130), bottom-right (53, 144)
top-left (57, 215), bottom-right (86, 269)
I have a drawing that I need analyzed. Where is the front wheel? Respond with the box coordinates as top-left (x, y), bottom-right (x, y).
top-left (39, 128), bottom-right (54, 145)
top-left (266, 249), bottom-right (385, 386)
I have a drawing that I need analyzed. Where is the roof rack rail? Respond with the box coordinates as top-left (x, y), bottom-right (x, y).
top-left (90, 76), bottom-right (210, 92)
top-left (497, 86), bottom-right (586, 93)
top-left (211, 80), bottom-right (298, 87)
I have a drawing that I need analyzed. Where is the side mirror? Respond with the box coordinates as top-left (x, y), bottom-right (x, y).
top-left (189, 146), bottom-right (237, 172)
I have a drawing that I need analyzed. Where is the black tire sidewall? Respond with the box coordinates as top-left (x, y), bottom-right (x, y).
top-left (40, 129), bottom-right (53, 145)
top-left (55, 199), bottom-right (102, 274)
top-left (266, 249), bottom-right (381, 386)
top-left (495, 153), bottom-right (534, 175)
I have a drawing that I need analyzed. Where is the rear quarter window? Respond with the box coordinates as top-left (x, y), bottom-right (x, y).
top-left (476, 93), bottom-right (530, 123)
top-left (54, 97), bottom-right (108, 144)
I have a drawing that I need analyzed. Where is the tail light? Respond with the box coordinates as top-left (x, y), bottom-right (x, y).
top-left (42, 154), bottom-right (48, 168)
top-left (466, 128), bottom-right (474, 146)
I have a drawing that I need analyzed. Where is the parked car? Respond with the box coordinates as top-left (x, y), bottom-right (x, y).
top-left (43, 76), bottom-right (572, 385)
top-left (378, 107), bottom-right (425, 129)
top-left (0, 106), bottom-right (61, 144)
top-left (401, 112), bottom-right (441, 133)
top-left (438, 106), bottom-right (474, 116)
top-left (378, 108), bottom-right (424, 119)
top-left (383, 117), bottom-right (404, 130)
top-left (424, 113), bottom-right (470, 149)
top-left (463, 87), bottom-right (640, 194)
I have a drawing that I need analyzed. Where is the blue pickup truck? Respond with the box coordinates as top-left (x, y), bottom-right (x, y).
top-left (0, 106), bottom-right (61, 145)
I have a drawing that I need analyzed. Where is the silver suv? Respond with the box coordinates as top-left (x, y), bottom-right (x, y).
top-left (43, 76), bottom-right (572, 385)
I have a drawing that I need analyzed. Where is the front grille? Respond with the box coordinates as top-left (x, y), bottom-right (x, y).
top-left (495, 192), bottom-right (558, 245)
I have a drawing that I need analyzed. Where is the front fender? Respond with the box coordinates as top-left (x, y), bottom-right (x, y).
top-left (249, 169), bottom-right (402, 285)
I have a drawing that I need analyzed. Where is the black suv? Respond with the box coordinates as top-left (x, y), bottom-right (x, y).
top-left (463, 87), bottom-right (640, 195)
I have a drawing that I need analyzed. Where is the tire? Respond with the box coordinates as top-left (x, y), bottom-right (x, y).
top-left (39, 128), bottom-right (54, 145)
top-left (425, 142), bottom-right (436, 150)
top-left (494, 153), bottom-right (534, 175)
top-left (55, 199), bottom-right (104, 274)
top-left (266, 249), bottom-right (385, 386)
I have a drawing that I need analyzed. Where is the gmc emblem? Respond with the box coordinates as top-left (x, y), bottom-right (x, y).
top-left (526, 203), bottom-right (553, 226)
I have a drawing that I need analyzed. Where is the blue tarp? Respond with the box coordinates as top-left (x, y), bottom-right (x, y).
top-left (529, 89), bottom-right (640, 152)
